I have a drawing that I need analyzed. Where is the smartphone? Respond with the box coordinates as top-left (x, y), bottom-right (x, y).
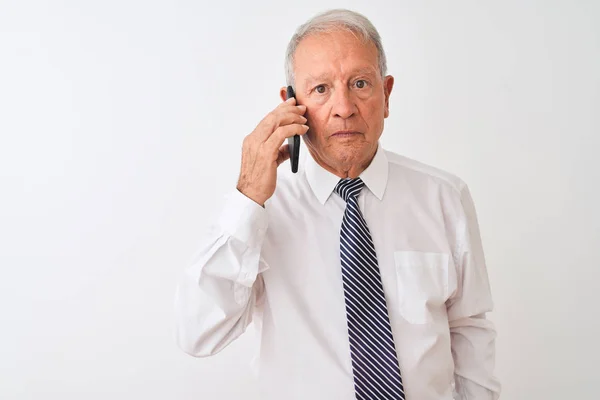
top-left (286, 85), bottom-right (301, 173)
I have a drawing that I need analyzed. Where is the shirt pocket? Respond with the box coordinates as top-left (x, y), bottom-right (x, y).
top-left (393, 251), bottom-right (451, 324)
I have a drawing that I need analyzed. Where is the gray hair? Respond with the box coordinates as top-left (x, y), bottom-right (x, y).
top-left (284, 9), bottom-right (387, 87)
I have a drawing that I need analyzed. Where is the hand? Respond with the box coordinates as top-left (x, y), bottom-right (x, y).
top-left (236, 97), bottom-right (309, 206)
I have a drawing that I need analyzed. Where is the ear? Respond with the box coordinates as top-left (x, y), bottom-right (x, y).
top-left (383, 75), bottom-right (394, 118)
top-left (279, 86), bottom-right (288, 102)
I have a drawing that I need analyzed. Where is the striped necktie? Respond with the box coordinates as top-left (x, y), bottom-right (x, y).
top-left (335, 177), bottom-right (406, 400)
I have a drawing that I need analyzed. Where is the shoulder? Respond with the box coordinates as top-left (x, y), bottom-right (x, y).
top-left (383, 148), bottom-right (467, 196)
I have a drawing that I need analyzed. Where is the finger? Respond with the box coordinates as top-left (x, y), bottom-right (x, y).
top-left (272, 106), bottom-right (307, 126)
top-left (255, 111), bottom-right (307, 142)
top-left (276, 144), bottom-right (290, 166)
top-left (277, 97), bottom-right (307, 115)
top-left (265, 123), bottom-right (309, 149)
top-left (275, 111), bottom-right (307, 127)
top-left (282, 103), bottom-right (307, 116)
top-left (281, 97), bottom-right (296, 106)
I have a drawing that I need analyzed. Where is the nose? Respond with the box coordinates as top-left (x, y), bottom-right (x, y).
top-left (331, 87), bottom-right (357, 119)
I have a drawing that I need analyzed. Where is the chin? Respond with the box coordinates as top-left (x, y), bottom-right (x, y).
top-left (330, 146), bottom-right (368, 166)
top-left (308, 137), bottom-right (376, 170)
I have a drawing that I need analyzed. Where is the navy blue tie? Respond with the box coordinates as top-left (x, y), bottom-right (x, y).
top-left (335, 178), bottom-right (405, 400)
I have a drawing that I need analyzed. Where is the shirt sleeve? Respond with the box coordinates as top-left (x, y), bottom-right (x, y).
top-left (446, 183), bottom-right (502, 399)
top-left (173, 189), bottom-right (269, 357)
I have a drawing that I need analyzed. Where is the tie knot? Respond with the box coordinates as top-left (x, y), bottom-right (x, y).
top-left (335, 178), bottom-right (364, 202)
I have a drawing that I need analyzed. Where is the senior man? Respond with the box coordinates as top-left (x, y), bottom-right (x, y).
top-left (174, 8), bottom-right (501, 400)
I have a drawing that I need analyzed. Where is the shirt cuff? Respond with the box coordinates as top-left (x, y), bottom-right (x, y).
top-left (218, 189), bottom-right (268, 249)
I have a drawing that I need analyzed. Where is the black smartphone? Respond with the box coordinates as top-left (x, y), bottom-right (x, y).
top-left (286, 85), bottom-right (301, 173)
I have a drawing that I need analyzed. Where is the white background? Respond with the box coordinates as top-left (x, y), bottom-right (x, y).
top-left (1, 0), bottom-right (599, 399)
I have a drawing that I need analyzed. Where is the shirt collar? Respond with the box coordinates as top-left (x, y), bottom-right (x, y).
top-left (305, 142), bottom-right (389, 205)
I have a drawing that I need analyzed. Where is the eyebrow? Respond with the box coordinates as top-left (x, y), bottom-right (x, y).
top-left (304, 67), bottom-right (378, 84)
top-left (305, 73), bottom-right (329, 84)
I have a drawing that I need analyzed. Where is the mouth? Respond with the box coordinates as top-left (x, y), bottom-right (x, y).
top-left (331, 130), bottom-right (361, 138)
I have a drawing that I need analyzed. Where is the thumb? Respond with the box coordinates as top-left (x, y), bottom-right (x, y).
top-left (276, 144), bottom-right (290, 166)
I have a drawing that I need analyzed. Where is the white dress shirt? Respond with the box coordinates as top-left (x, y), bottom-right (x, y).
top-left (174, 142), bottom-right (501, 399)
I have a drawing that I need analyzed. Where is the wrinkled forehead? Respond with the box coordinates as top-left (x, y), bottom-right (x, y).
top-left (293, 29), bottom-right (379, 85)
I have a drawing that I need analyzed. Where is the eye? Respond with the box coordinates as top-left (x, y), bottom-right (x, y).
top-left (355, 79), bottom-right (368, 89)
top-left (315, 85), bottom-right (327, 94)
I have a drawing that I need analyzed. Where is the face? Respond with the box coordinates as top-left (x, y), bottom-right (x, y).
top-left (281, 29), bottom-right (394, 178)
